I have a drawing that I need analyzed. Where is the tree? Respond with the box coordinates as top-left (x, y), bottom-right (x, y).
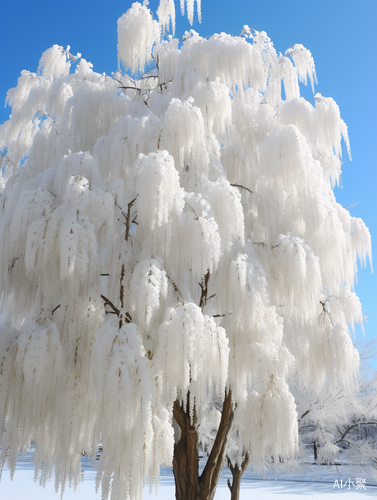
top-left (296, 341), bottom-right (377, 469)
top-left (0, 1), bottom-right (372, 499)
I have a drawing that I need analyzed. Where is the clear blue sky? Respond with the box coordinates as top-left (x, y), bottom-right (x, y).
top-left (1, 0), bottom-right (376, 365)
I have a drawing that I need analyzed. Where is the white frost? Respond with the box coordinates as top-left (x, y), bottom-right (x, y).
top-left (0, 2), bottom-right (372, 499)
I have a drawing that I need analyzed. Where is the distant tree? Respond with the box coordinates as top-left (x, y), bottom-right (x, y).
top-left (296, 342), bottom-right (377, 469)
top-left (0, 1), bottom-right (372, 500)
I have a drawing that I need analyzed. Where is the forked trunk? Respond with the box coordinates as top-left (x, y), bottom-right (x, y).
top-left (172, 390), bottom-right (234, 500)
top-left (226, 454), bottom-right (249, 500)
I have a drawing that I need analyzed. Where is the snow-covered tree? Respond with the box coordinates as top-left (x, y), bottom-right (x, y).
top-left (0, 1), bottom-right (372, 500)
top-left (296, 341), bottom-right (377, 468)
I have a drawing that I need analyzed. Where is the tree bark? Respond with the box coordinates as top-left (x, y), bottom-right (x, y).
top-left (172, 400), bottom-right (201, 500)
top-left (226, 453), bottom-right (249, 500)
top-left (314, 441), bottom-right (318, 462)
top-left (172, 390), bottom-right (234, 500)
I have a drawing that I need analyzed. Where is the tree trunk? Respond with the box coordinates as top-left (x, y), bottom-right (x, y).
top-left (226, 454), bottom-right (249, 500)
top-left (227, 472), bottom-right (242, 500)
top-left (173, 400), bottom-right (201, 500)
top-left (172, 390), bottom-right (234, 500)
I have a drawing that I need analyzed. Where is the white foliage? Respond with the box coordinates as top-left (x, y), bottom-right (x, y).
top-left (135, 150), bottom-right (184, 230)
top-left (288, 44), bottom-right (317, 92)
top-left (173, 192), bottom-right (222, 281)
top-left (171, 32), bottom-right (263, 96)
top-left (117, 3), bottom-right (160, 74)
top-left (37, 45), bottom-right (71, 80)
top-left (0, 2), bottom-right (372, 499)
top-left (180, 0), bottom-right (201, 24)
top-left (130, 258), bottom-right (168, 330)
top-left (160, 97), bottom-right (209, 186)
top-left (237, 376), bottom-right (298, 463)
top-left (153, 38), bottom-right (180, 83)
top-left (154, 303), bottom-right (229, 414)
top-left (16, 321), bottom-right (64, 388)
top-left (351, 216), bottom-right (373, 271)
top-left (204, 178), bottom-right (245, 246)
top-left (190, 79), bottom-right (232, 138)
top-left (93, 319), bottom-right (174, 496)
top-left (157, 0), bottom-right (176, 35)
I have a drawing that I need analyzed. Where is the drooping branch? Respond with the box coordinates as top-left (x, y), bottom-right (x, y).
top-left (230, 183), bottom-right (253, 195)
top-left (167, 274), bottom-right (185, 302)
top-left (185, 202), bottom-right (199, 221)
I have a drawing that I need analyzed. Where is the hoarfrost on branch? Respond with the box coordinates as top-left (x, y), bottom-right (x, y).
top-left (0, 1), bottom-right (372, 500)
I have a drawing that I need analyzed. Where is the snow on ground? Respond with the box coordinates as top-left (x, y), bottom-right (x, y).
top-left (0, 451), bottom-right (376, 499)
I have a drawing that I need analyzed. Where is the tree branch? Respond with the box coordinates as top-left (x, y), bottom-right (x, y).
top-left (120, 264), bottom-right (125, 310)
top-left (199, 270), bottom-right (210, 310)
top-left (337, 421), bottom-right (377, 443)
top-left (300, 409), bottom-right (311, 420)
top-left (101, 294), bottom-right (120, 316)
top-left (230, 183), bottom-right (253, 195)
top-left (52, 304), bottom-right (61, 315)
top-left (201, 389), bottom-right (234, 496)
top-left (124, 196), bottom-right (137, 242)
top-left (173, 400), bottom-right (187, 430)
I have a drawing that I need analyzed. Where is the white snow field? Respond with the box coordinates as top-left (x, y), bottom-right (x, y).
top-left (0, 451), bottom-right (376, 499)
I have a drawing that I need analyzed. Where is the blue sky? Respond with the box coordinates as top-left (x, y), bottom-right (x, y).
top-left (1, 0), bottom-right (376, 365)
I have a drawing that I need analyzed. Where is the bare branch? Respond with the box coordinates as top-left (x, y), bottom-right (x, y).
top-left (120, 264), bottom-right (125, 310)
top-left (185, 203), bottom-right (199, 221)
top-left (124, 196), bottom-right (138, 242)
top-left (337, 421), bottom-right (377, 443)
top-left (199, 270), bottom-right (210, 310)
top-left (167, 274), bottom-right (185, 302)
top-left (52, 304), bottom-right (61, 315)
top-left (230, 183), bottom-right (253, 195)
top-left (101, 294), bottom-right (120, 316)
top-left (300, 409), bottom-right (311, 420)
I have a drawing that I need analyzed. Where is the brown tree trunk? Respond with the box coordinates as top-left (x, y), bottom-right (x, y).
top-left (226, 453), bottom-right (249, 500)
top-left (172, 397), bottom-right (200, 500)
top-left (172, 390), bottom-right (234, 500)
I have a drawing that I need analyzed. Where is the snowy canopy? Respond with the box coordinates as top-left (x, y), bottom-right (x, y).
top-left (0, 1), bottom-right (372, 500)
